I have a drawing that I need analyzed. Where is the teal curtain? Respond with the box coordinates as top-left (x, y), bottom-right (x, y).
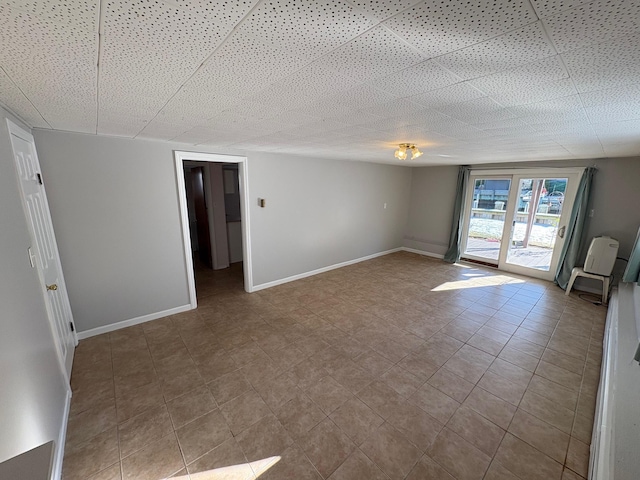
top-left (444, 166), bottom-right (470, 263)
top-left (555, 167), bottom-right (596, 289)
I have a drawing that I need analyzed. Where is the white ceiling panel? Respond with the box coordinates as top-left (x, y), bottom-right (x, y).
top-left (359, 98), bottom-right (425, 117)
top-left (383, 0), bottom-right (537, 58)
top-left (529, 0), bottom-right (591, 18)
top-left (410, 82), bottom-right (487, 109)
top-left (135, 120), bottom-right (192, 141)
top-left (370, 59), bottom-right (461, 97)
top-left (0, 67), bottom-right (49, 128)
top-left (579, 83), bottom-right (640, 108)
top-left (434, 97), bottom-right (506, 122)
top-left (235, 0), bottom-right (374, 58)
top-left (2, 0), bottom-right (98, 31)
top-left (0, 3), bottom-right (97, 130)
top-left (314, 25), bottom-right (424, 83)
top-left (1, 0), bottom-right (639, 163)
top-left (562, 34), bottom-right (640, 93)
top-left (602, 141), bottom-right (640, 157)
top-left (350, 0), bottom-right (422, 21)
top-left (324, 85), bottom-right (396, 111)
top-left (543, 0), bottom-right (640, 52)
top-left (436, 22), bottom-right (556, 80)
top-left (470, 56), bottom-right (577, 107)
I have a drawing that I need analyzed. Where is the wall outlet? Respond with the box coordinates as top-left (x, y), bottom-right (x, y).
top-left (590, 209), bottom-right (595, 217)
top-left (384, 203), bottom-right (387, 209)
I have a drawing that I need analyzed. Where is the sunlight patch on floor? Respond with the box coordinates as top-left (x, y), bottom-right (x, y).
top-left (432, 274), bottom-right (525, 291)
top-left (171, 456), bottom-right (280, 480)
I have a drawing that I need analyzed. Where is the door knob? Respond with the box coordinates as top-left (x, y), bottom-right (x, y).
top-left (46, 284), bottom-right (58, 291)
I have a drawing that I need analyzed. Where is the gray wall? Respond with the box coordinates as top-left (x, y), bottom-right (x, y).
top-left (0, 107), bottom-right (68, 467)
top-left (404, 165), bottom-right (460, 255)
top-left (404, 158), bottom-right (640, 288)
top-left (33, 130), bottom-right (412, 332)
top-left (34, 131), bottom-right (192, 333)
top-left (248, 152), bottom-right (412, 285)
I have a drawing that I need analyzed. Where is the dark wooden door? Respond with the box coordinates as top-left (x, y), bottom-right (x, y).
top-left (191, 167), bottom-right (212, 268)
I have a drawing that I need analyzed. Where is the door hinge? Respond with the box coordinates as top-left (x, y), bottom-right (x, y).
top-left (36, 173), bottom-right (43, 185)
top-left (69, 322), bottom-right (75, 332)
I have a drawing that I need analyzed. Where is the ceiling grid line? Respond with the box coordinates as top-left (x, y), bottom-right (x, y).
top-left (0, 65), bottom-right (52, 129)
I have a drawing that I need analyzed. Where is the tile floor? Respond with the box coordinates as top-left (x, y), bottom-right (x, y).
top-left (62, 252), bottom-right (606, 480)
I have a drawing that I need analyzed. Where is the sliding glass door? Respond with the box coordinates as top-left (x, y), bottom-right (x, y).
top-left (462, 176), bottom-right (512, 264)
top-left (461, 169), bottom-right (581, 280)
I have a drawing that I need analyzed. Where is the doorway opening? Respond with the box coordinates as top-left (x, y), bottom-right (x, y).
top-left (175, 151), bottom-right (252, 307)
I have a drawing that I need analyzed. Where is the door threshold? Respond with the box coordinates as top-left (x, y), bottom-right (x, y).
top-left (460, 257), bottom-right (499, 268)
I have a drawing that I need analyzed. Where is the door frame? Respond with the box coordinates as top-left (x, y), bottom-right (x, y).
top-left (7, 119), bottom-right (77, 383)
top-left (174, 151), bottom-right (253, 305)
top-left (461, 167), bottom-right (585, 280)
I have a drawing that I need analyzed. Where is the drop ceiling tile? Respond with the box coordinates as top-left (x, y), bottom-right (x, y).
top-left (357, 115), bottom-right (412, 131)
top-left (2, 0), bottom-right (98, 31)
top-left (383, 0), bottom-right (537, 58)
top-left (162, 0), bottom-right (258, 24)
top-left (314, 25), bottom-right (424, 83)
top-left (436, 22), bottom-right (556, 80)
top-left (559, 142), bottom-right (604, 156)
top-left (201, 32), bottom-right (311, 89)
top-left (470, 56), bottom-right (577, 107)
top-left (235, 0), bottom-right (374, 58)
top-left (584, 103), bottom-right (640, 123)
top-left (42, 109), bottom-right (96, 133)
top-left (350, 0), bottom-right (423, 21)
top-left (602, 142), bottom-right (640, 157)
top-left (370, 59), bottom-right (461, 97)
top-left (410, 82), bottom-right (487, 108)
top-left (564, 35), bottom-right (640, 94)
top-left (102, 1), bottom-right (222, 64)
top-left (592, 118), bottom-right (640, 139)
top-left (330, 112), bottom-right (386, 127)
top-left (434, 96), bottom-right (505, 122)
top-left (324, 85), bottom-right (396, 111)
top-left (296, 100), bottom-right (354, 119)
top-left (543, 0), bottom-right (640, 53)
top-left (0, 4), bottom-right (97, 130)
top-left (529, 0), bottom-right (591, 18)
top-left (263, 111), bottom-right (321, 127)
top-left (0, 68), bottom-right (49, 128)
top-left (135, 120), bottom-right (192, 141)
top-left (96, 121), bottom-right (141, 137)
top-left (579, 83), bottom-right (640, 108)
top-left (358, 97), bottom-right (425, 117)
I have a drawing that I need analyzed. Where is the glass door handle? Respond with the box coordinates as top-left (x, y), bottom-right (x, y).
top-left (558, 226), bottom-right (566, 238)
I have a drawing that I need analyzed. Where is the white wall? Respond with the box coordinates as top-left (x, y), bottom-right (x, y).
top-left (32, 130), bottom-right (412, 333)
top-left (0, 107), bottom-right (68, 470)
top-left (405, 158), bottom-right (640, 289)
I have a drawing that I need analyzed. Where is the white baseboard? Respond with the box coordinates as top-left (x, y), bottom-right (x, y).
top-left (51, 388), bottom-right (71, 480)
top-left (251, 247), bottom-right (403, 292)
top-left (76, 304), bottom-right (194, 340)
top-left (401, 247), bottom-right (445, 260)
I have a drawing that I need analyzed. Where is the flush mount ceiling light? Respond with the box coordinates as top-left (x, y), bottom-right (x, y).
top-left (394, 143), bottom-right (423, 160)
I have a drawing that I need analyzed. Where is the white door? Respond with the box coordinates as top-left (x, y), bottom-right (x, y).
top-left (7, 120), bottom-right (76, 380)
top-left (461, 169), bottom-right (582, 281)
